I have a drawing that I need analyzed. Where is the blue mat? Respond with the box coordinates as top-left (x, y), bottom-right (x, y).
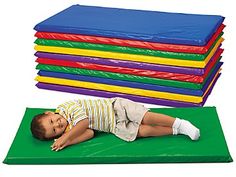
top-left (34, 5), bottom-right (224, 46)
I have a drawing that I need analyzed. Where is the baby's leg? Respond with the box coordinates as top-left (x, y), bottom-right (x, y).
top-left (141, 112), bottom-right (200, 140)
top-left (142, 111), bottom-right (176, 127)
top-left (137, 124), bottom-right (173, 138)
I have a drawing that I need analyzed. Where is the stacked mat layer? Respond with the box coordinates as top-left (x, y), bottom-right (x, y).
top-left (34, 5), bottom-right (225, 107)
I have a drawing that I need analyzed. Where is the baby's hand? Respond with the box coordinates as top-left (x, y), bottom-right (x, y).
top-left (51, 135), bottom-right (70, 151)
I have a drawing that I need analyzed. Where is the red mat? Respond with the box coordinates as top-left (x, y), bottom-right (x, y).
top-left (36, 49), bottom-right (222, 83)
top-left (35, 24), bottom-right (225, 54)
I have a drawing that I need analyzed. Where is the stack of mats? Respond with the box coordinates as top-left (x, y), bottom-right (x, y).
top-left (34, 5), bottom-right (225, 107)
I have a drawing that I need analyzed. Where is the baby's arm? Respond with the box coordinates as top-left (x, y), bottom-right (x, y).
top-left (68, 129), bottom-right (94, 145)
top-left (51, 118), bottom-right (89, 151)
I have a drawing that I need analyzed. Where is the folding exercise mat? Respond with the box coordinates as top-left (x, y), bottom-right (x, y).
top-left (37, 61), bottom-right (222, 96)
top-left (34, 32), bottom-right (223, 60)
top-left (35, 69), bottom-right (220, 104)
top-left (35, 71), bottom-right (220, 107)
top-left (35, 79), bottom-right (215, 107)
top-left (35, 64), bottom-right (218, 90)
top-left (4, 107), bottom-right (232, 164)
top-left (35, 48), bottom-right (223, 75)
top-left (35, 54), bottom-right (222, 83)
top-left (34, 24), bottom-right (225, 54)
top-left (34, 37), bottom-right (223, 68)
top-left (34, 5), bottom-right (224, 45)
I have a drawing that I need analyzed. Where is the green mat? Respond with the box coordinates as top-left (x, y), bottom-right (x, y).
top-left (34, 33), bottom-right (223, 61)
top-left (4, 107), bottom-right (232, 164)
top-left (36, 58), bottom-right (221, 90)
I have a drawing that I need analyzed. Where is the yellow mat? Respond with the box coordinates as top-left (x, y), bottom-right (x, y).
top-left (35, 69), bottom-right (220, 103)
top-left (34, 38), bottom-right (223, 68)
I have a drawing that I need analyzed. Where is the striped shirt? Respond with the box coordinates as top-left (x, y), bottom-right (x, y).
top-left (55, 98), bottom-right (116, 133)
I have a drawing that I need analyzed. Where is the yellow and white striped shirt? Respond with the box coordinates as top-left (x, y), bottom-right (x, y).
top-left (55, 98), bottom-right (116, 133)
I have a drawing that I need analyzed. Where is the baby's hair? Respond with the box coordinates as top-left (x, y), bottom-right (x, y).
top-left (31, 113), bottom-right (50, 141)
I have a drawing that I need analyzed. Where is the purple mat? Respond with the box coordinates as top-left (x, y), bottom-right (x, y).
top-left (36, 73), bottom-right (220, 107)
top-left (35, 51), bottom-right (220, 76)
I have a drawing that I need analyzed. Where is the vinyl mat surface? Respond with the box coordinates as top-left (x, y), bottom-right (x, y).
top-left (34, 24), bottom-right (225, 54)
top-left (34, 5), bottom-right (224, 45)
top-left (34, 37), bottom-right (223, 68)
top-left (4, 107), bottom-right (232, 164)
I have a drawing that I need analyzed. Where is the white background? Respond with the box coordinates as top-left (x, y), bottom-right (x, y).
top-left (0, 0), bottom-right (235, 176)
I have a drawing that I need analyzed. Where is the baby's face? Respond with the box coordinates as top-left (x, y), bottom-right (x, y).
top-left (41, 112), bottom-right (68, 139)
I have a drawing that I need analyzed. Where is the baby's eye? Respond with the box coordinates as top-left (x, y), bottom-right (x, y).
top-left (53, 128), bottom-right (56, 133)
top-left (51, 120), bottom-right (53, 124)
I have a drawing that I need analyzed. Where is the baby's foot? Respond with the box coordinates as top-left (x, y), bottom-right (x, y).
top-left (178, 120), bottom-right (200, 140)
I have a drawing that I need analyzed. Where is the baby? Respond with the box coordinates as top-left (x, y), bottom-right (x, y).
top-left (31, 97), bottom-right (200, 151)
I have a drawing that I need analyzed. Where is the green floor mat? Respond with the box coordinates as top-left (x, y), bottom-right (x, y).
top-left (4, 107), bottom-right (232, 164)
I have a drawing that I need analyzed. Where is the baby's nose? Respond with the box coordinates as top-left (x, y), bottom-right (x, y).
top-left (55, 121), bottom-right (60, 128)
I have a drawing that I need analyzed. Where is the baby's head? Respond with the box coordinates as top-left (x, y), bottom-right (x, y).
top-left (30, 111), bottom-right (68, 140)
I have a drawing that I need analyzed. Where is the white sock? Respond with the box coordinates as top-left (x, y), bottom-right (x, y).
top-left (178, 120), bottom-right (200, 140)
top-left (172, 118), bottom-right (200, 140)
top-left (172, 118), bottom-right (181, 135)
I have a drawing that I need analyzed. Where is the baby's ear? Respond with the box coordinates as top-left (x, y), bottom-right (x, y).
top-left (44, 111), bottom-right (55, 115)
